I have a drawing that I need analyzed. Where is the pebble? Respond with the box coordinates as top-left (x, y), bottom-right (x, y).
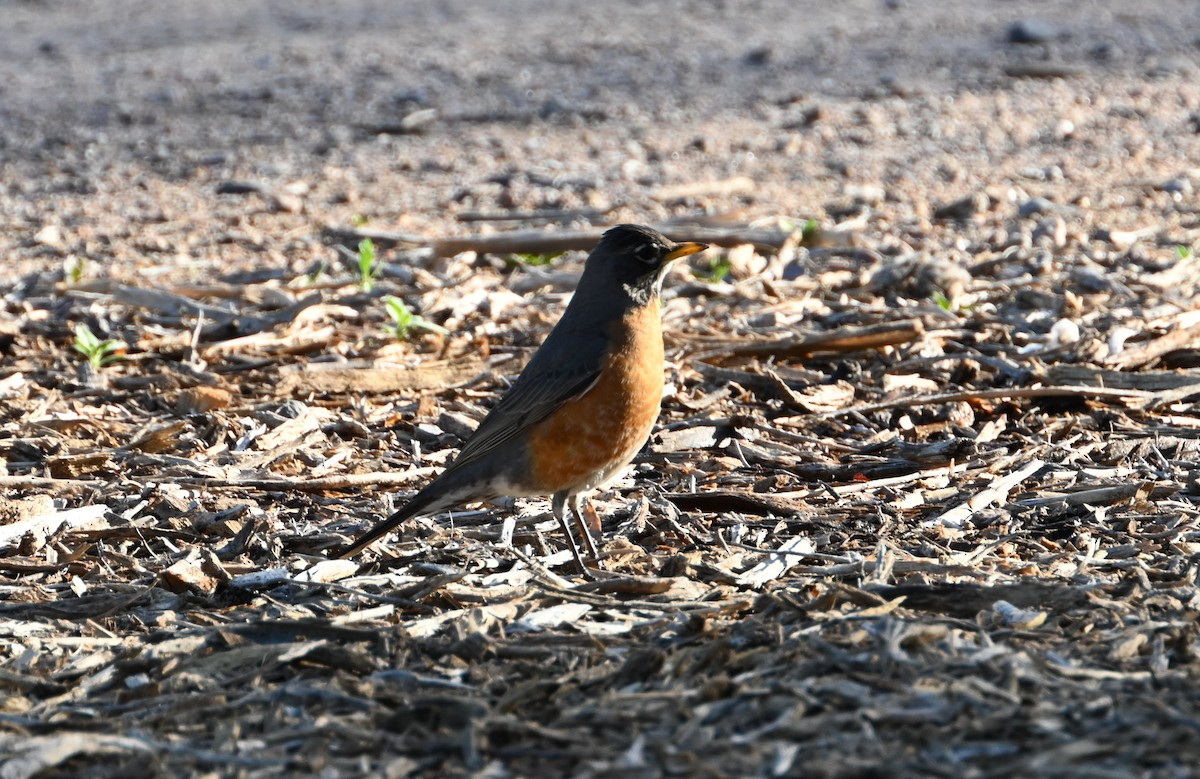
top-left (1100, 228), bottom-right (1144, 251)
top-left (1070, 266), bottom-right (1111, 293)
top-left (1033, 216), bottom-right (1067, 248)
top-left (1160, 177), bottom-right (1193, 197)
top-left (1027, 249), bottom-right (1054, 276)
top-left (1018, 197), bottom-right (1055, 218)
top-left (1047, 319), bottom-right (1081, 348)
top-left (1007, 19), bottom-right (1059, 45)
top-left (744, 46), bottom-right (772, 67)
top-left (398, 108), bottom-right (438, 133)
top-left (1019, 165), bottom-right (1064, 182)
top-left (34, 224), bottom-right (65, 250)
top-left (844, 183), bottom-right (887, 204)
top-left (933, 192), bottom-right (988, 220)
top-left (781, 104), bottom-right (822, 130)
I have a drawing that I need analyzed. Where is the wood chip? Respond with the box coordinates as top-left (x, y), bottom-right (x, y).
top-left (930, 460), bottom-right (1046, 529)
top-left (738, 536), bottom-right (815, 588)
top-left (276, 362), bottom-right (489, 396)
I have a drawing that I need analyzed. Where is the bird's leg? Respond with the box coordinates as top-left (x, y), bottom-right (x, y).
top-left (552, 491), bottom-right (591, 576)
top-left (568, 492), bottom-right (601, 566)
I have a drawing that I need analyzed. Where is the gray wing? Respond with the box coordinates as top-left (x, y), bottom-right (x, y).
top-left (448, 327), bottom-right (609, 466)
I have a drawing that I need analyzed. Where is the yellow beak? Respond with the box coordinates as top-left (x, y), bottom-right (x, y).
top-left (665, 241), bottom-right (708, 262)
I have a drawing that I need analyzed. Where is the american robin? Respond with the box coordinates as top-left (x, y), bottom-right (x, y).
top-left (338, 224), bottom-right (707, 571)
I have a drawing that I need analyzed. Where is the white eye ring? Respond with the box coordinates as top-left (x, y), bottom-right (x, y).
top-left (634, 244), bottom-right (659, 263)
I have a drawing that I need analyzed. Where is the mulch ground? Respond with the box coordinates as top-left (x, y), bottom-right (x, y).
top-left (3, 3), bottom-right (1200, 776)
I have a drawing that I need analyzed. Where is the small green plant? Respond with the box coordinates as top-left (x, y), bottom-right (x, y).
top-left (351, 214), bottom-right (369, 227)
top-left (507, 251), bottom-right (563, 268)
top-left (64, 255), bottom-right (86, 284)
top-left (780, 217), bottom-right (821, 242)
top-left (1177, 245), bottom-right (1195, 262)
top-left (694, 255), bottom-right (733, 284)
top-left (383, 296), bottom-right (448, 341)
top-left (357, 238), bottom-right (377, 292)
top-left (932, 291), bottom-right (973, 314)
top-left (72, 324), bottom-right (125, 369)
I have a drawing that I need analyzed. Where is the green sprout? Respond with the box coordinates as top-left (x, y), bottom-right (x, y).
top-left (383, 296), bottom-right (449, 341)
top-left (64, 255), bottom-right (86, 284)
top-left (351, 214), bottom-right (369, 227)
top-left (693, 255), bottom-right (733, 284)
top-left (780, 217), bottom-right (821, 242)
top-left (72, 324), bottom-right (125, 369)
top-left (357, 238), bottom-right (377, 292)
top-left (1177, 245), bottom-right (1195, 262)
top-left (933, 291), bottom-right (973, 314)
top-left (507, 251), bottom-right (563, 268)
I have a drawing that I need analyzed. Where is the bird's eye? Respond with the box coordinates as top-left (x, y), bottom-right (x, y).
top-left (633, 243), bottom-right (660, 264)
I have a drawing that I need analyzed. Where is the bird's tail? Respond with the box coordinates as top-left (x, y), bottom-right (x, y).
top-left (336, 485), bottom-right (446, 559)
top-left (337, 447), bottom-right (518, 559)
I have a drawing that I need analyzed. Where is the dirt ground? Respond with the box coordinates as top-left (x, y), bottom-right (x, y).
top-left (3, 1), bottom-right (1200, 777)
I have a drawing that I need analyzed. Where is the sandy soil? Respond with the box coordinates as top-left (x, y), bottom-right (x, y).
top-left (3, 1), bottom-right (1199, 256)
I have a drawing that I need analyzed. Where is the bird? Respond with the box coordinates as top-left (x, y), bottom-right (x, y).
top-left (338, 224), bottom-right (707, 571)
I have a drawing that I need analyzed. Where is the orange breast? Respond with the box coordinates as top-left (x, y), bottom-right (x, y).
top-left (526, 304), bottom-right (665, 494)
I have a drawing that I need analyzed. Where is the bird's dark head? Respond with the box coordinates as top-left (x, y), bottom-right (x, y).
top-left (587, 224), bottom-right (707, 304)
